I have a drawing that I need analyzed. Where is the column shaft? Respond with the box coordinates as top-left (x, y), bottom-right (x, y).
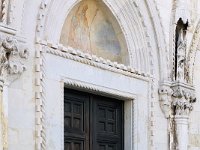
top-left (175, 115), bottom-right (189, 150)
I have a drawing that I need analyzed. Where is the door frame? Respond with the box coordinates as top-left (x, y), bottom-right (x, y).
top-left (42, 51), bottom-right (150, 150)
top-left (61, 77), bottom-right (135, 150)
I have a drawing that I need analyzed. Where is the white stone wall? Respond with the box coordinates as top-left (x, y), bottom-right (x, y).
top-left (0, 0), bottom-right (199, 150)
top-left (189, 50), bottom-right (200, 149)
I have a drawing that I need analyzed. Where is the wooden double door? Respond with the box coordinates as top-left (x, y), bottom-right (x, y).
top-left (64, 88), bottom-right (124, 150)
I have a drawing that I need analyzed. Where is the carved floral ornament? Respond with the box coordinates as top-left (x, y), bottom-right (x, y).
top-left (159, 83), bottom-right (196, 118)
top-left (171, 84), bottom-right (196, 116)
top-left (0, 36), bottom-right (29, 80)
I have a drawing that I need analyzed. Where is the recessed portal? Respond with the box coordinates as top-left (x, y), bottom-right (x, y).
top-left (60, 0), bottom-right (129, 65)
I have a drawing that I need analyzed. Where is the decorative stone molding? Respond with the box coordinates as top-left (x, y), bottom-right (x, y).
top-left (188, 20), bottom-right (200, 84)
top-left (36, 0), bottom-right (48, 39)
top-left (35, 44), bottom-right (46, 150)
top-left (0, 0), bottom-right (13, 24)
top-left (62, 77), bottom-right (136, 100)
top-left (37, 40), bottom-right (150, 81)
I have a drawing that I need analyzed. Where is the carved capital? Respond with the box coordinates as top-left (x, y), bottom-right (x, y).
top-left (0, 36), bottom-right (29, 81)
top-left (159, 83), bottom-right (173, 118)
top-left (171, 83), bottom-right (196, 116)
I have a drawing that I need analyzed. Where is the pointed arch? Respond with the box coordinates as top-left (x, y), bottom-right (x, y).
top-left (39, 0), bottom-right (154, 74)
top-left (60, 0), bottom-right (130, 65)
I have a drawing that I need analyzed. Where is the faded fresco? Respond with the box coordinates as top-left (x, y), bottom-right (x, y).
top-left (60, 0), bottom-right (129, 64)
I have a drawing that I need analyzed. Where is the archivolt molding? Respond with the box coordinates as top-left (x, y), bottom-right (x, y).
top-left (36, 0), bottom-right (49, 38)
top-left (145, 0), bottom-right (169, 79)
top-left (188, 20), bottom-right (200, 84)
top-left (101, 0), bottom-right (150, 72)
top-left (0, 0), bottom-right (14, 25)
top-left (144, 0), bottom-right (169, 148)
top-left (35, 0), bottom-right (165, 75)
top-left (0, 0), bottom-right (17, 35)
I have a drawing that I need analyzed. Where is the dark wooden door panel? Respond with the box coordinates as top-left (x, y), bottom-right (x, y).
top-left (98, 142), bottom-right (117, 150)
top-left (64, 88), bottom-right (89, 150)
top-left (92, 96), bottom-right (123, 150)
top-left (65, 139), bottom-right (84, 150)
top-left (64, 88), bottom-right (124, 150)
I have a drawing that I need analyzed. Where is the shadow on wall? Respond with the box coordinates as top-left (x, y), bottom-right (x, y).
top-left (60, 0), bottom-right (129, 65)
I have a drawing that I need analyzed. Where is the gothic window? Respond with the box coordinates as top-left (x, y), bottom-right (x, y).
top-left (60, 0), bottom-right (129, 65)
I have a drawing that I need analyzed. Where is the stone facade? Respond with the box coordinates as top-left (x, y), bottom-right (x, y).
top-left (0, 0), bottom-right (200, 150)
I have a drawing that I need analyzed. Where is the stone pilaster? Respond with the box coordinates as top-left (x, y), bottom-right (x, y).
top-left (0, 36), bottom-right (28, 150)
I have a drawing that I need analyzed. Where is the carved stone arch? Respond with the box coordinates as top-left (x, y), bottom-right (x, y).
top-left (187, 20), bottom-right (200, 84)
top-left (38, 0), bottom-right (157, 74)
top-left (35, 0), bottom-right (168, 79)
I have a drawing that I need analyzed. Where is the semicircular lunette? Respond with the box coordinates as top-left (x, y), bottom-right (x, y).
top-left (60, 0), bottom-right (129, 65)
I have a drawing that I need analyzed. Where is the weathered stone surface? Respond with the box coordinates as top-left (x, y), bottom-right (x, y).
top-left (0, 0), bottom-right (199, 150)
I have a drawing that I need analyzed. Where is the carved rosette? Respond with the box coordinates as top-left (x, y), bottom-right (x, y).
top-left (0, 36), bottom-right (29, 79)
